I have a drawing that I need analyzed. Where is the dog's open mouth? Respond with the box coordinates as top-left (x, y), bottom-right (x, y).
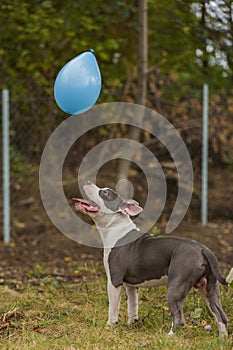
top-left (72, 198), bottom-right (99, 213)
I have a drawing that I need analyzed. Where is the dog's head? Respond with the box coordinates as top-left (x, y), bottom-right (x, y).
top-left (73, 181), bottom-right (143, 218)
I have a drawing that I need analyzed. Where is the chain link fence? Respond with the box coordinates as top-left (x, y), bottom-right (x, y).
top-left (1, 85), bottom-right (233, 243)
top-left (0, 90), bottom-right (60, 241)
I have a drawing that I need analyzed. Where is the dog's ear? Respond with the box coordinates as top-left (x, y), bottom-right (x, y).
top-left (118, 199), bottom-right (143, 216)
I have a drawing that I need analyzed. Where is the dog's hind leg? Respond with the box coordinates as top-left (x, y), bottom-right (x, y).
top-left (106, 281), bottom-right (122, 327)
top-left (124, 285), bottom-right (139, 325)
top-left (167, 285), bottom-right (188, 335)
top-left (198, 278), bottom-right (228, 337)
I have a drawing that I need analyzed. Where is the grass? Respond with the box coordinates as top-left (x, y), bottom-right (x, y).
top-left (0, 264), bottom-right (232, 350)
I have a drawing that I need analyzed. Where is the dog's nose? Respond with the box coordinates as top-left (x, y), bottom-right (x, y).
top-left (85, 180), bottom-right (93, 186)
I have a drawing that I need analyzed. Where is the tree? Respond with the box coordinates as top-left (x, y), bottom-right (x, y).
top-left (117, 0), bottom-right (148, 194)
top-left (0, 0), bottom-right (139, 155)
top-left (1, 0), bottom-right (232, 162)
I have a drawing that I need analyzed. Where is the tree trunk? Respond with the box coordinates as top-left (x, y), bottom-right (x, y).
top-left (200, 0), bottom-right (208, 74)
top-left (117, 0), bottom-right (148, 196)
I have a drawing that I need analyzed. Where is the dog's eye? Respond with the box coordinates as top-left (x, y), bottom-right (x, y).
top-left (99, 188), bottom-right (118, 202)
top-left (100, 189), bottom-right (109, 198)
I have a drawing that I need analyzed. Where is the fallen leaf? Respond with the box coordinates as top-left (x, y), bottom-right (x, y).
top-left (19, 197), bottom-right (35, 206)
top-left (64, 257), bottom-right (72, 262)
top-left (139, 339), bottom-right (151, 347)
top-left (190, 308), bottom-right (202, 319)
top-left (33, 327), bottom-right (48, 334)
top-left (0, 322), bottom-right (10, 330)
top-left (2, 308), bottom-right (19, 322)
top-left (81, 254), bottom-right (94, 259)
top-left (219, 239), bottom-right (229, 247)
top-left (37, 288), bottom-right (45, 294)
top-left (14, 221), bottom-right (26, 229)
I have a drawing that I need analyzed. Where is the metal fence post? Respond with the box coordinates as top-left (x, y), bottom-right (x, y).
top-left (202, 84), bottom-right (209, 226)
top-left (2, 89), bottom-right (10, 244)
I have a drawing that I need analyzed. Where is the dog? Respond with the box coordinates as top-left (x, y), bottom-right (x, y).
top-left (73, 181), bottom-right (233, 337)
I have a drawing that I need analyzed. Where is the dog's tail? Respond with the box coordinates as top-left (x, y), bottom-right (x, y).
top-left (202, 248), bottom-right (233, 285)
top-left (226, 267), bottom-right (233, 284)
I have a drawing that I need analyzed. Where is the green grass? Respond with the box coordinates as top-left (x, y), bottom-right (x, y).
top-left (0, 265), bottom-right (232, 350)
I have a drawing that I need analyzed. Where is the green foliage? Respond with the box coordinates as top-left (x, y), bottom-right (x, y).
top-left (147, 0), bottom-right (233, 98)
top-left (150, 225), bottom-right (158, 236)
top-left (10, 145), bottom-right (33, 178)
top-left (0, 0), bottom-right (232, 162)
top-left (1, 0), bottom-right (232, 102)
top-left (0, 0), bottom-right (137, 98)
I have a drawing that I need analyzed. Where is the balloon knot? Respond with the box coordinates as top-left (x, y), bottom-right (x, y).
top-left (90, 48), bottom-right (95, 54)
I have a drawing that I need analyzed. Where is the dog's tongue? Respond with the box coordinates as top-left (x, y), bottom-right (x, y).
top-left (72, 198), bottom-right (99, 212)
top-left (73, 198), bottom-right (90, 205)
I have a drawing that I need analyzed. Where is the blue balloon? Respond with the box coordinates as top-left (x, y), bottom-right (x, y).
top-left (54, 50), bottom-right (101, 114)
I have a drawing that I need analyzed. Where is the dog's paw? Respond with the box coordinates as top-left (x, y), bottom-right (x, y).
top-left (128, 318), bottom-right (139, 325)
top-left (219, 330), bottom-right (228, 339)
top-left (105, 322), bottom-right (118, 330)
top-left (218, 322), bottom-right (228, 338)
top-left (167, 330), bottom-right (174, 336)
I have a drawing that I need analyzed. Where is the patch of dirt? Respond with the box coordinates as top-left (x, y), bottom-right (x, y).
top-left (0, 228), bottom-right (102, 284)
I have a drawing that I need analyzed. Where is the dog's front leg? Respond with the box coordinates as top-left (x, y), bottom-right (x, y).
top-left (107, 280), bottom-right (122, 326)
top-left (124, 285), bottom-right (139, 325)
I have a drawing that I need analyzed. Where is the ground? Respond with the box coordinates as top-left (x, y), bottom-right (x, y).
top-left (0, 168), bottom-right (232, 349)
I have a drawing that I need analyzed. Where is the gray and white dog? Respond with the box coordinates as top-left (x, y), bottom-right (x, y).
top-left (73, 181), bottom-right (233, 337)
